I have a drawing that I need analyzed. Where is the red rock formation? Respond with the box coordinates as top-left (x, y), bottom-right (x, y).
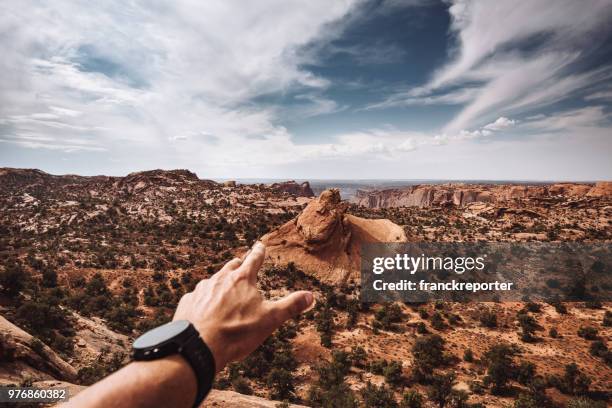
top-left (270, 180), bottom-right (314, 197)
top-left (262, 189), bottom-right (406, 283)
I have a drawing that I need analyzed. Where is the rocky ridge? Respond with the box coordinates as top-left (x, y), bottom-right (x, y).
top-left (353, 182), bottom-right (612, 208)
top-left (269, 180), bottom-right (314, 197)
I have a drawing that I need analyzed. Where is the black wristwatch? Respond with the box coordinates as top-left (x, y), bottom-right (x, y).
top-left (132, 320), bottom-right (215, 407)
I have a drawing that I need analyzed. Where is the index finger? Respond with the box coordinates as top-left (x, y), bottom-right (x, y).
top-left (240, 241), bottom-right (265, 283)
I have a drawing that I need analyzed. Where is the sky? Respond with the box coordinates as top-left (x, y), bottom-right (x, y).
top-left (0, 0), bottom-right (611, 180)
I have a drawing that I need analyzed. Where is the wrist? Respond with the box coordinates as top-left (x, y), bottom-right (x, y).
top-left (196, 324), bottom-right (227, 373)
top-left (166, 354), bottom-right (199, 402)
top-left (130, 354), bottom-right (198, 407)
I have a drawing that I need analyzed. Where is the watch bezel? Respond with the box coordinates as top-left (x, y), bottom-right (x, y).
top-left (132, 320), bottom-right (197, 361)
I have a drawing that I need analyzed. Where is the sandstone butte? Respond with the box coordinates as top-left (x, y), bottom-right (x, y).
top-left (262, 189), bottom-right (406, 284)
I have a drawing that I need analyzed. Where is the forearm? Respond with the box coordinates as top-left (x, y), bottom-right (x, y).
top-left (60, 355), bottom-right (197, 408)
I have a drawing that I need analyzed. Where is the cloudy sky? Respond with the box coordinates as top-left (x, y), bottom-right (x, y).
top-left (1, 0), bottom-right (611, 180)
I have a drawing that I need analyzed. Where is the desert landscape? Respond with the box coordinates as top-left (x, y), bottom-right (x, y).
top-left (0, 168), bottom-right (610, 407)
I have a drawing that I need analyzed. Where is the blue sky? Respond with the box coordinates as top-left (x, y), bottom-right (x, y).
top-left (0, 0), bottom-right (611, 180)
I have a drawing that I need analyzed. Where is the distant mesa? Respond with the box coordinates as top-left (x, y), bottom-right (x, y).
top-left (269, 180), bottom-right (314, 197)
top-left (353, 182), bottom-right (611, 209)
top-left (262, 189), bottom-right (406, 284)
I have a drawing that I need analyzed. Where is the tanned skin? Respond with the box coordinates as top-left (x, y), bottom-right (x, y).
top-left (61, 242), bottom-right (314, 408)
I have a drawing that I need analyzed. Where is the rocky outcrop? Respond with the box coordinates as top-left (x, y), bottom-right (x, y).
top-left (203, 390), bottom-right (308, 407)
top-left (0, 316), bottom-right (77, 384)
top-left (587, 181), bottom-right (612, 197)
top-left (270, 180), bottom-right (314, 197)
top-left (27, 382), bottom-right (307, 408)
top-left (353, 182), bottom-right (610, 209)
top-left (354, 185), bottom-right (498, 208)
top-left (117, 169), bottom-right (213, 193)
top-left (262, 189), bottom-right (406, 283)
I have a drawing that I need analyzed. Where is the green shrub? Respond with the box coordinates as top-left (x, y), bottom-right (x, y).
top-left (360, 382), bottom-right (398, 408)
top-left (479, 309), bottom-right (497, 328)
top-left (577, 326), bottom-right (598, 340)
top-left (482, 344), bottom-right (517, 394)
top-left (383, 360), bottom-right (403, 387)
top-left (400, 390), bottom-right (423, 408)
top-left (232, 376), bottom-right (252, 395)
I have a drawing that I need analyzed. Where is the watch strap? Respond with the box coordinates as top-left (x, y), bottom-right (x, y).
top-left (180, 331), bottom-right (216, 408)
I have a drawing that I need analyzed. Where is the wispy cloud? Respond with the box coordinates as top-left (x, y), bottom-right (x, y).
top-left (0, 0), bottom-right (360, 165)
top-left (370, 0), bottom-right (612, 133)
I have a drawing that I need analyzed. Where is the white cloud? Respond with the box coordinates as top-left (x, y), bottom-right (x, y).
top-left (483, 116), bottom-right (516, 131)
top-left (0, 0), bottom-right (360, 162)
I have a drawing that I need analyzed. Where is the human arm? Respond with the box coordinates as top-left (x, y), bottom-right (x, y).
top-left (60, 242), bottom-right (313, 408)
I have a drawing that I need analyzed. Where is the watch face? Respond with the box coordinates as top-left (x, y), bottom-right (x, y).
top-left (133, 320), bottom-right (190, 349)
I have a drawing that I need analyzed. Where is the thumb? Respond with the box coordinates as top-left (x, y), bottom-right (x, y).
top-left (268, 291), bottom-right (314, 326)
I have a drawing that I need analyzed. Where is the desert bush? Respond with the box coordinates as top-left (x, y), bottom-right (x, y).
top-left (232, 376), bottom-right (252, 395)
top-left (350, 346), bottom-right (366, 368)
top-left (266, 368), bottom-right (293, 400)
top-left (77, 349), bottom-right (126, 385)
top-left (430, 312), bottom-right (446, 331)
top-left (307, 350), bottom-right (358, 408)
top-left (411, 334), bottom-right (447, 383)
top-left (416, 322), bottom-right (428, 334)
top-left (516, 361), bottom-right (536, 385)
top-left (346, 298), bottom-right (359, 328)
top-left (603, 311), bottom-right (612, 327)
top-left (315, 305), bottom-right (334, 347)
top-left (383, 360), bottom-right (403, 387)
top-left (400, 390), bottom-right (423, 408)
top-left (427, 373), bottom-right (455, 408)
top-left (517, 312), bottom-right (539, 342)
top-left (14, 292), bottom-right (75, 356)
top-left (577, 326), bottom-right (598, 340)
top-left (0, 262), bottom-right (25, 297)
top-left (479, 309), bottom-right (498, 328)
top-left (548, 363), bottom-right (591, 395)
top-left (375, 303), bottom-right (403, 331)
top-left (360, 382), bottom-right (397, 408)
top-left (482, 343), bottom-right (518, 394)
